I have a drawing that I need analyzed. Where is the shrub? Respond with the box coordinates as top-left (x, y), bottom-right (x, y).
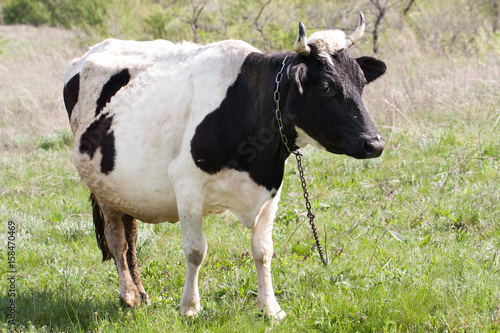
top-left (2, 0), bottom-right (106, 30)
top-left (3, 0), bottom-right (50, 26)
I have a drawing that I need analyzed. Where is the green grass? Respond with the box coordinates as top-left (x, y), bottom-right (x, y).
top-left (0, 98), bottom-right (499, 332)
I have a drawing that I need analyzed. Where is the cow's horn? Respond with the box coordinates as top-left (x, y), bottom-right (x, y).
top-left (294, 22), bottom-right (311, 56)
top-left (346, 11), bottom-right (365, 48)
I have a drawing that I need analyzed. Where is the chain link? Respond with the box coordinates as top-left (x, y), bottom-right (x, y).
top-left (274, 55), bottom-right (328, 267)
top-left (274, 55), bottom-right (292, 154)
top-left (294, 152), bottom-right (328, 266)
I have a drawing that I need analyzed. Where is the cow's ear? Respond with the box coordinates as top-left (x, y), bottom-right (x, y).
top-left (288, 63), bottom-right (308, 94)
top-left (356, 56), bottom-right (386, 83)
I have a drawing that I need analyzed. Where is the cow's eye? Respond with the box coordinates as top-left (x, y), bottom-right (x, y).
top-left (319, 83), bottom-right (332, 95)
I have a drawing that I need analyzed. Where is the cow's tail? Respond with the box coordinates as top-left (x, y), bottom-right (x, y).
top-left (90, 193), bottom-right (113, 261)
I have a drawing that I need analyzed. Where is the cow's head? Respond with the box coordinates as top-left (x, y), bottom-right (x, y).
top-left (285, 12), bottom-right (386, 159)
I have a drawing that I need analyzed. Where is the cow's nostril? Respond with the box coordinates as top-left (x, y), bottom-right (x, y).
top-left (364, 140), bottom-right (375, 154)
top-left (364, 137), bottom-right (384, 158)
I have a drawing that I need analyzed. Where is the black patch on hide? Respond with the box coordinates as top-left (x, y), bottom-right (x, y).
top-left (190, 53), bottom-right (296, 191)
top-left (63, 73), bottom-right (80, 119)
top-left (95, 69), bottom-right (130, 117)
top-left (79, 114), bottom-right (116, 174)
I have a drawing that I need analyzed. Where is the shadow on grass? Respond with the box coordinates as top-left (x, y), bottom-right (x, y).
top-left (1, 288), bottom-right (124, 331)
top-left (1, 290), bottom-right (276, 332)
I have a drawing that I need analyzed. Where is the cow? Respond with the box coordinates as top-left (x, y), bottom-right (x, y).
top-left (63, 12), bottom-right (386, 321)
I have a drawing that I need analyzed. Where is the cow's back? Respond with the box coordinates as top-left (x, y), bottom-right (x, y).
top-left (64, 38), bottom-right (260, 223)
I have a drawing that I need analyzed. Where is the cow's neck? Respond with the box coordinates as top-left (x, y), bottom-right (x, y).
top-left (190, 52), bottom-right (297, 192)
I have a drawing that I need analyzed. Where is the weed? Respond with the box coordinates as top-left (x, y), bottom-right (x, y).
top-left (37, 128), bottom-right (73, 151)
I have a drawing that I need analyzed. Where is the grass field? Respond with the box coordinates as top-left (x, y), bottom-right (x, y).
top-left (0, 25), bottom-right (499, 332)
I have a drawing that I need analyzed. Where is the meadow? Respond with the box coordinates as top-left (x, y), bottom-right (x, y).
top-left (0, 14), bottom-right (499, 333)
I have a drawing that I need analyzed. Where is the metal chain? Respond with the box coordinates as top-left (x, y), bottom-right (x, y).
top-left (274, 55), bottom-right (328, 267)
top-left (274, 55), bottom-right (292, 153)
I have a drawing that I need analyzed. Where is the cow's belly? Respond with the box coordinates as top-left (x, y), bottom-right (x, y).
top-left (75, 150), bottom-right (272, 226)
top-left (74, 149), bottom-right (179, 223)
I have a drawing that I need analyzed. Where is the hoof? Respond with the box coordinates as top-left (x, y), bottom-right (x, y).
top-left (272, 309), bottom-right (286, 322)
top-left (181, 304), bottom-right (201, 317)
top-left (140, 291), bottom-right (151, 305)
top-left (120, 290), bottom-right (141, 307)
top-left (183, 309), bottom-right (198, 317)
top-left (262, 307), bottom-right (286, 322)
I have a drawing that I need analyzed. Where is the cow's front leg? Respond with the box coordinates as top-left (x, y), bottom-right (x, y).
top-left (179, 205), bottom-right (207, 317)
top-left (251, 192), bottom-right (286, 321)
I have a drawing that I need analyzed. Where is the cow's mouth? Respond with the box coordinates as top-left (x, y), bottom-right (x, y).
top-left (313, 132), bottom-right (384, 159)
top-left (347, 134), bottom-right (384, 159)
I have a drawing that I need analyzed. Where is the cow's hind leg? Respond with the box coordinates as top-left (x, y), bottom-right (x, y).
top-left (99, 203), bottom-right (141, 307)
top-left (122, 214), bottom-right (150, 304)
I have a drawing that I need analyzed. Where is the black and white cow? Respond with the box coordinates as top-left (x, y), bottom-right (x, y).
top-left (63, 12), bottom-right (386, 320)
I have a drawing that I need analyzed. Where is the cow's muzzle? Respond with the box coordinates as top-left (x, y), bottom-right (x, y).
top-left (363, 134), bottom-right (384, 158)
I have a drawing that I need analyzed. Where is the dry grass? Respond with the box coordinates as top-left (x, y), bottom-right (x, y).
top-left (363, 51), bottom-right (500, 139)
top-left (0, 25), bottom-right (82, 150)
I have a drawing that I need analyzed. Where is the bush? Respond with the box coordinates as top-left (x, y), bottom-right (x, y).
top-left (3, 0), bottom-right (50, 26)
top-left (1, 0), bottom-right (499, 56)
top-left (144, 12), bottom-right (169, 40)
top-left (2, 0), bottom-right (106, 30)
